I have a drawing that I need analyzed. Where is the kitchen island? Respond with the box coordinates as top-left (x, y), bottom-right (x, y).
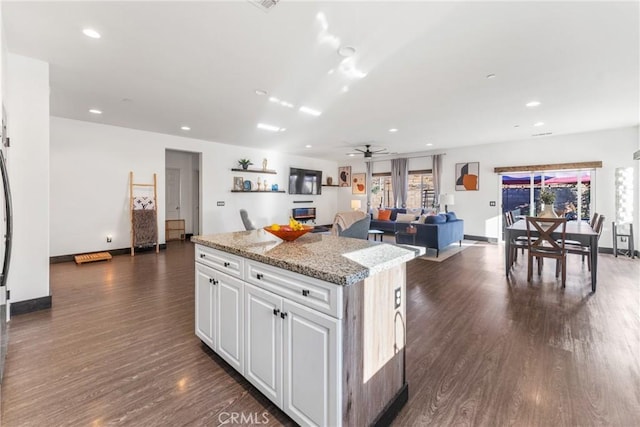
top-left (192, 230), bottom-right (420, 426)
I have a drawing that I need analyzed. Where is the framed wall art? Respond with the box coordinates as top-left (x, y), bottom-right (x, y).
top-left (455, 162), bottom-right (479, 191)
top-left (233, 176), bottom-right (244, 191)
top-left (338, 166), bottom-right (351, 187)
top-left (352, 173), bottom-right (366, 194)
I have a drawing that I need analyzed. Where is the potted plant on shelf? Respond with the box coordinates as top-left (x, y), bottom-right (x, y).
top-left (539, 188), bottom-right (557, 218)
top-left (238, 159), bottom-right (253, 170)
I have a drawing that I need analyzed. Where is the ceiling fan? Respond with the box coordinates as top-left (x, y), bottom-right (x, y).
top-left (348, 144), bottom-right (390, 158)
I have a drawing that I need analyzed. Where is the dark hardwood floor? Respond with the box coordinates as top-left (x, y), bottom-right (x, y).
top-left (1, 241), bottom-right (638, 426)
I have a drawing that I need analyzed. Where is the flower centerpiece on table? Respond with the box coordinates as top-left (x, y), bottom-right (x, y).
top-left (540, 188), bottom-right (556, 205)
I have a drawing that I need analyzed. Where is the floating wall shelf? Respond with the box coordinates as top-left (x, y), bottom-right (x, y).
top-left (231, 190), bottom-right (286, 193)
top-left (231, 168), bottom-right (277, 174)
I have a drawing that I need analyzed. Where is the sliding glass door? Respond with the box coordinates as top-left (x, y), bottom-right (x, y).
top-left (501, 169), bottom-right (594, 221)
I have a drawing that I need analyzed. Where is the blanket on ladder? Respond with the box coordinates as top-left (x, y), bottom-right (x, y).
top-left (133, 209), bottom-right (157, 246)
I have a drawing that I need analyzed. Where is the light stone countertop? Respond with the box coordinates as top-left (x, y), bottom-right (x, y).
top-left (191, 230), bottom-right (419, 286)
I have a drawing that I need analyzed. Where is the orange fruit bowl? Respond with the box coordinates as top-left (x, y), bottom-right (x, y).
top-left (263, 225), bottom-right (314, 241)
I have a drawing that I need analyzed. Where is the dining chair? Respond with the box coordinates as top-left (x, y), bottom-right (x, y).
top-left (564, 215), bottom-right (604, 270)
top-left (239, 209), bottom-right (256, 231)
top-left (505, 211), bottom-right (532, 267)
top-left (526, 217), bottom-right (568, 287)
top-left (589, 212), bottom-right (600, 228)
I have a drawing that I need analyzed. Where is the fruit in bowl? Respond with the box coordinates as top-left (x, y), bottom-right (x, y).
top-left (264, 219), bottom-right (313, 241)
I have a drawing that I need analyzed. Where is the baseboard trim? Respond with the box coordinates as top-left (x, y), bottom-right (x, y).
top-left (372, 383), bottom-right (409, 427)
top-left (11, 295), bottom-right (52, 316)
top-left (50, 244), bottom-right (167, 264)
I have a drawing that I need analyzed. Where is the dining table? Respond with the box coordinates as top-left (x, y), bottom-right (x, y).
top-left (505, 219), bottom-right (599, 292)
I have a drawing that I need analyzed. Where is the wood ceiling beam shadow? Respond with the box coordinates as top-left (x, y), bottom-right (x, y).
top-left (494, 161), bottom-right (603, 173)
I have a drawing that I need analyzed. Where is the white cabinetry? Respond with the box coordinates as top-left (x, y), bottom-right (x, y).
top-left (195, 263), bottom-right (216, 349)
top-left (244, 283), bottom-right (283, 405)
top-left (195, 244), bottom-right (341, 427)
top-left (195, 250), bottom-right (245, 374)
top-left (282, 298), bottom-right (339, 427)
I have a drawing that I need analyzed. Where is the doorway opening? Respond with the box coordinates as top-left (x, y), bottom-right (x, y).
top-left (165, 150), bottom-right (201, 242)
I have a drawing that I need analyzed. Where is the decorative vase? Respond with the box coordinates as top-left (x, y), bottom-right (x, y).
top-left (327, 176), bottom-right (333, 185)
top-left (538, 204), bottom-right (558, 218)
top-left (262, 158), bottom-right (268, 171)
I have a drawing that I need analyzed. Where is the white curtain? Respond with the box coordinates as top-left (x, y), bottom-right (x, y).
top-left (432, 154), bottom-right (442, 209)
top-left (391, 158), bottom-right (408, 208)
top-left (366, 161), bottom-right (372, 210)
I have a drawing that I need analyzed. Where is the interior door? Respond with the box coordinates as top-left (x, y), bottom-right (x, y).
top-left (166, 168), bottom-right (181, 221)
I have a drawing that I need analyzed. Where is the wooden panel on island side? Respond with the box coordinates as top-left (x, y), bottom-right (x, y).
top-left (342, 263), bottom-right (407, 426)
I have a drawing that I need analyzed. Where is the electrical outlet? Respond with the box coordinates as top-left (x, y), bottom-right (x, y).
top-left (394, 287), bottom-right (401, 309)
top-left (106, 235), bottom-right (112, 243)
top-left (490, 201), bottom-right (496, 207)
top-left (217, 201), bottom-right (225, 206)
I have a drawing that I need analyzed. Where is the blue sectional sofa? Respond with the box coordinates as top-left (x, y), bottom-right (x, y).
top-left (394, 212), bottom-right (464, 257)
top-left (369, 208), bottom-right (426, 233)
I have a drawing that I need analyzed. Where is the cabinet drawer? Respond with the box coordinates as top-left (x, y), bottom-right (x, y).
top-left (195, 245), bottom-right (244, 279)
top-left (245, 260), bottom-right (342, 319)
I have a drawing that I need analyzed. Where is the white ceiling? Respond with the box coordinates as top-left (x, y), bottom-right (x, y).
top-left (3, 1), bottom-right (639, 161)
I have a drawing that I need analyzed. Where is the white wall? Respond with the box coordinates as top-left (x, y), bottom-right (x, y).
top-left (6, 54), bottom-right (50, 303)
top-left (50, 117), bottom-right (338, 256)
top-left (338, 126), bottom-right (640, 248)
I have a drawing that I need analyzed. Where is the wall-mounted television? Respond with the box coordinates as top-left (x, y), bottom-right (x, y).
top-left (288, 167), bottom-right (322, 195)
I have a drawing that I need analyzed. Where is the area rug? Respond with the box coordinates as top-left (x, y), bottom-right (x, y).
top-left (417, 240), bottom-right (478, 262)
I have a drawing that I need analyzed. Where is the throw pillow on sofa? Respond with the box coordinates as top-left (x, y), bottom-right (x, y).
top-left (445, 212), bottom-right (457, 222)
top-left (406, 208), bottom-right (422, 217)
top-left (425, 214), bottom-right (447, 224)
top-left (395, 213), bottom-right (416, 222)
top-left (378, 209), bottom-right (392, 221)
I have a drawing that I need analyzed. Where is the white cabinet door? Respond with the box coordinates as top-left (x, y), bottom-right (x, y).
top-left (282, 299), bottom-right (341, 427)
top-left (216, 273), bottom-right (244, 374)
top-left (244, 283), bottom-right (283, 406)
top-left (195, 263), bottom-right (216, 349)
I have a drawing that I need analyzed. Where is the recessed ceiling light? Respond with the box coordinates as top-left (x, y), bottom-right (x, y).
top-left (280, 101), bottom-right (294, 108)
top-left (389, 128), bottom-right (398, 133)
top-left (180, 126), bottom-right (191, 131)
top-left (305, 145), bottom-right (312, 148)
top-left (349, 153), bottom-right (355, 157)
top-left (257, 123), bottom-right (283, 132)
top-left (299, 106), bottom-right (322, 117)
top-left (255, 89), bottom-right (267, 96)
top-left (486, 73), bottom-right (496, 79)
top-left (338, 46), bottom-right (356, 57)
top-left (82, 28), bottom-right (101, 39)
top-left (328, 69), bottom-right (335, 75)
top-left (342, 86), bottom-right (349, 93)
top-left (268, 96), bottom-right (279, 103)
top-left (526, 101), bottom-right (541, 108)
top-left (426, 143), bottom-right (433, 146)
top-left (89, 109), bottom-right (102, 114)
top-left (534, 122), bottom-right (545, 127)
top-left (279, 128), bottom-right (287, 132)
